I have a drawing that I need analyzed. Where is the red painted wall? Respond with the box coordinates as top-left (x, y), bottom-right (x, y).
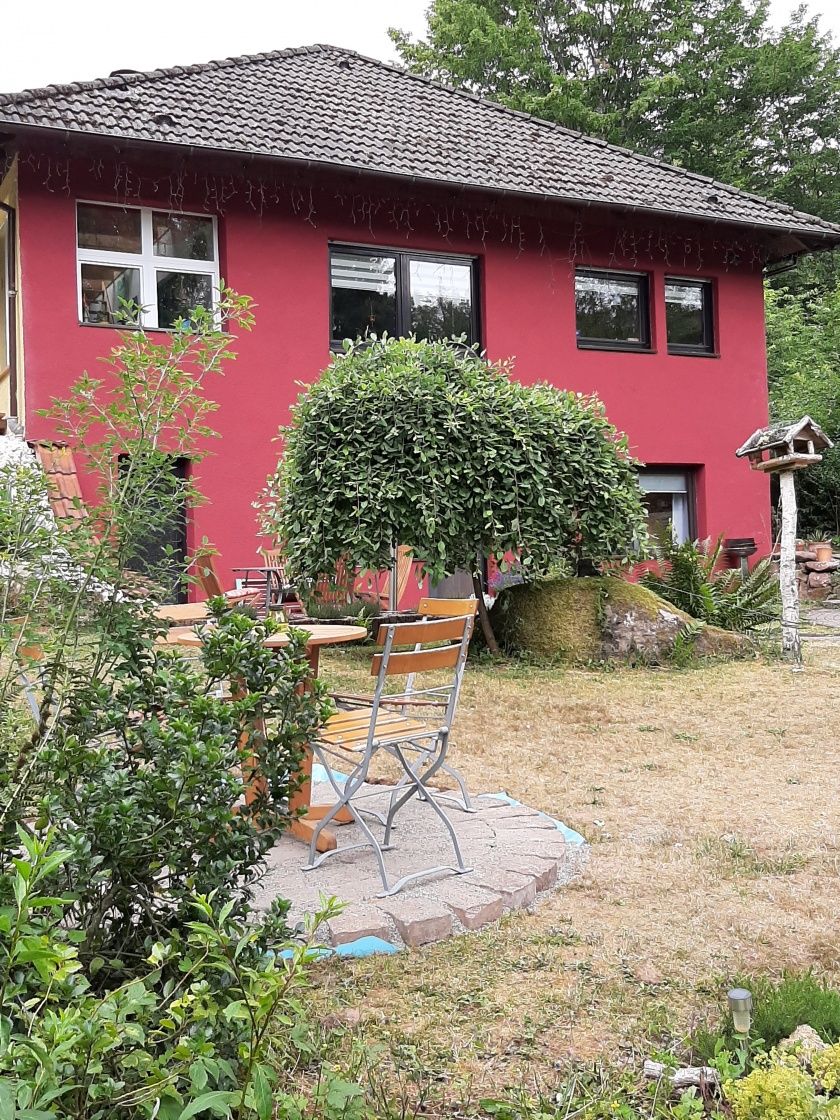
top-left (15, 150), bottom-right (771, 593)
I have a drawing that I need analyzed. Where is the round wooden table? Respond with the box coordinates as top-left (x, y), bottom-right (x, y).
top-left (154, 601), bottom-right (212, 625)
top-left (166, 622), bottom-right (368, 851)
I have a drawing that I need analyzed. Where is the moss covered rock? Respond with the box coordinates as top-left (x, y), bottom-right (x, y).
top-left (491, 576), bottom-right (745, 662)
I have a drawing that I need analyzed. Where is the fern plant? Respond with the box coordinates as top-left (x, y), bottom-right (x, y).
top-left (642, 536), bottom-right (779, 632)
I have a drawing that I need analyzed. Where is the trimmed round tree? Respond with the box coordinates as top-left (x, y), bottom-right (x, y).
top-left (263, 337), bottom-right (648, 650)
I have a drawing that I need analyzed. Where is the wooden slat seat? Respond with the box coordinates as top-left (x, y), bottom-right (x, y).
top-left (318, 708), bottom-right (431, 749)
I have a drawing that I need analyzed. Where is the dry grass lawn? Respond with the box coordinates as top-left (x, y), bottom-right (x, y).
top-left (312, 644), bottom-right (840, 1100)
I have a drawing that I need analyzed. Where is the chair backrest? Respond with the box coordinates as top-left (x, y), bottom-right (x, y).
top-left (260, 547), bottom-right (287, 575)
top-left (417, 596), bottom-right (478, 618)
top-left (368, 615), bottom-right (473, 731)
top-left (196, 555), bottom-right (225, 598)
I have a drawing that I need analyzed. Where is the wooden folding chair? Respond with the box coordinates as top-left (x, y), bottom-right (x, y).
top-left (304, 614), bottom-right (475, 896)
top-left (396, 596), bottom-right (479, 812)
top-left (259, 547), bottom-right (308, 620)
top-left (355, 545), bottom-right (417, 610)
top-left (195, 554), bottom-right (263, 610)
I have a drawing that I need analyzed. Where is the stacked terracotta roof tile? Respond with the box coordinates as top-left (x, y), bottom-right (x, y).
top-left (31, 442), bottom-right (87, 523)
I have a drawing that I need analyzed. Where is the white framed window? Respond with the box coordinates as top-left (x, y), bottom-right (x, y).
top-left (76, 201), bottom-right (219, 329)
top-left (638, 469), bottom-right (693, 544)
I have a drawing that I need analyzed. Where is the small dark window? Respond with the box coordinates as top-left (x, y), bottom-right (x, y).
top-left (330, 246), bottom-right (478, 348)
top-left (575, 268), bottom-right (651, 351)
top-left (665, 278), bottom-right (714, 354)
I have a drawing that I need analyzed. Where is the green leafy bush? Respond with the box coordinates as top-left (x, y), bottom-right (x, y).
top-left (28, 601), bottom-right (330, 975)
top-left (641, 536), bottom-right (778, 632)
top-left (725, 1063), bottom-right (817, 1120)
top-left (0, 828), bottom-right (355, 1120)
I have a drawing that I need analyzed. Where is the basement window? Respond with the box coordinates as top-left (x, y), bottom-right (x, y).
top-left (76, 202), bottom-right (219, 328)
top-left (638, 469), bottom-right (694, 544)
top-left (575, 268), bottom-right (651, 351)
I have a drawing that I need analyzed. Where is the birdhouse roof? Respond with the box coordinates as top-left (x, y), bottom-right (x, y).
top-left (735, 416), bottom-right (833, 458)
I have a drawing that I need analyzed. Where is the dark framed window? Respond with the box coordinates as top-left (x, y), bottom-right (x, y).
top-left (665, 277), bottom-right (714, 355)
top-left (575, 268), bottom-right (651, 351)
top-left (330, 245), bottom-right (479, 348)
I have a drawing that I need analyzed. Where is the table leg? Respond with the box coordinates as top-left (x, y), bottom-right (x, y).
top-left (288, 646), bottom-right (351, 851)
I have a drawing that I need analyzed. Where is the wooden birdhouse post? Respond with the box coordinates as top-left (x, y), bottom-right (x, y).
top-left (736, 417), bottom-right (833, 664)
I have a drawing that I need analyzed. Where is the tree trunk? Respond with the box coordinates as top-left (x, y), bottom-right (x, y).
top-left (779, 470), bottom-right (802, 666)
top-left (472, 570), bottom-right (500, 655)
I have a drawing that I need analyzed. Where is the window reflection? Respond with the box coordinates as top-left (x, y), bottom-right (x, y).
top-left (409, 258), bottom-right (473, 341)
top-left (80, 263), bottom-right (141, 324)
top-left (156, 272), bottom-right (213, 327)
top-left (329, 248), bottom-right (477, 346)
top-left (665, 279), bottom-right (713, 351)
top-left (77, 204), bottom-right (142, 254)
top-left (330, 253), bottom-right (398, 341)
top-left (153, 212), bottom-right (214, 260)
top-left (575, 270), bottom-right (648, 346)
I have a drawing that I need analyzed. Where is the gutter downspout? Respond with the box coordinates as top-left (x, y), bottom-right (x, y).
top-left (0, 200), bottom-right (17, 424)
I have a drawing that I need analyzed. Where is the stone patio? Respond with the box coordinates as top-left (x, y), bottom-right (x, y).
top-left (254, 779), bottom-right (587, 950)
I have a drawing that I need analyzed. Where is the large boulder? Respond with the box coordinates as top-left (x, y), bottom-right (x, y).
top-left (491, 576), bottom-right (745, 662)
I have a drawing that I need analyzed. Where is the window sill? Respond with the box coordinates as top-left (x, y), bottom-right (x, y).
top-left (78, 321), bottom-right (222, 335)
top-left (667, 347), bottom-right (719, 358)
top-left (576, 340), bottom-right (655, 354)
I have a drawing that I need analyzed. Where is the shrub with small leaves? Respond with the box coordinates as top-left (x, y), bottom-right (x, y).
top-left (262, 336), bottom-right (648, 588)
top-left (813, 1046), bottom-right (840, 1094)
top-left (33, 601), bottom-right (331, 977)
top-left (725, 1063), bottom-right (818, 1120)
top-left (0, 829), bottom-right (352, 1120)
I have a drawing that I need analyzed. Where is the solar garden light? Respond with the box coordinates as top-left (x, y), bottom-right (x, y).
top-left (728, 988), bottom-right (753, 1036)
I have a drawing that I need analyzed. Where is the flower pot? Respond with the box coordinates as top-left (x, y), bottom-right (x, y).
top-left (814, 542), bottom-right (834, 563)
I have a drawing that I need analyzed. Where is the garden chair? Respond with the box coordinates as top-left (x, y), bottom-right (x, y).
top-left (393, 596), bottom-right (479, 812)
top-left (303, 614), bottom-right (475, 896)
top-left (194, 554), bottom-right (263, 611)
top-left (355, 545), bottom-right (417, 610)
top-left (259, 547), bottom-right (308, 620)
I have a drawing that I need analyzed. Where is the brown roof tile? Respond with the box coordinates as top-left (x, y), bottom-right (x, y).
top-left (1, 45), bottom-right (838, 250)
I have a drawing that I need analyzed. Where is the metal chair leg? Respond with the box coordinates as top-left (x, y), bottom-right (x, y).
top-left (302, 749), bottom-right (396, 895)
top-left (384, 739), bottom-right (472, 878)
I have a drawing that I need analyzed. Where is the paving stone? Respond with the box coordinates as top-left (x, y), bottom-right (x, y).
top-left (252, 779), bottom-right (583, 949)
top-left (499, 854), bottom-right (559, 892)
top-left (478, 803), bottom-right (546, 821)
top-left (495, 832), bottom-right (568, 856)
top-left (382, 897), bottom-right (454, 946)
top-left (328, 904), bottom-right (392, 947)
top-left (433, 880), bottom-right (506, 930)
top-left (470, 869), bottom-right (537, 910)
top-left (493, 815), bottom-right (558, 831)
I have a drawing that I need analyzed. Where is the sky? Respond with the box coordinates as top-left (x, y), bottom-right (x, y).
top-left (1, 0), bottom-right (839, 94)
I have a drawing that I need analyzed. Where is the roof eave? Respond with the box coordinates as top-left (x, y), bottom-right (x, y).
top-left (3, 121), bottom-right (839, 259)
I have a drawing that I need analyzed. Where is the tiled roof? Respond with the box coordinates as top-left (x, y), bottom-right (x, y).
top-left (2, 44), bottom-right (839, 247)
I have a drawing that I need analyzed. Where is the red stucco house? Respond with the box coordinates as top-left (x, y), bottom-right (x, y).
top-left (2, 44), bottom-right (839, 594)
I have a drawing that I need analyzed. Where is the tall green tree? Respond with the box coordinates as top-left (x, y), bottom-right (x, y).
top-left (766, 281), bottom-right (840, 537)
top-left (391, 0), bottom-right (840, 223)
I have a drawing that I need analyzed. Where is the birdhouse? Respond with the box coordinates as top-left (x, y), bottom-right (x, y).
top-left (735, 416), bottom-right (833, 474)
